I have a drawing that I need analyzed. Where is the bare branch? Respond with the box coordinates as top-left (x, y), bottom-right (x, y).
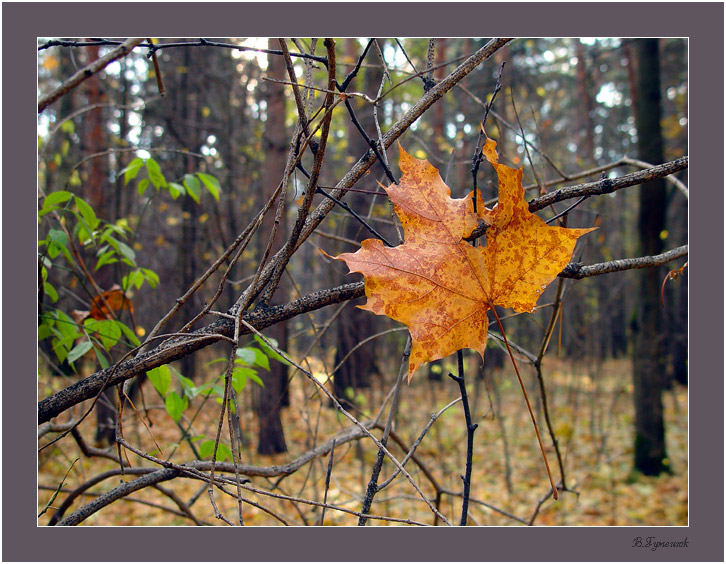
top-left (559, 245), bottom-right (688, 279)
top-left (530, 157), bottom-right (688, 211)
top-left (39, 240), bottom-right (687, 424)
top-left (38, 37), bottom-right (145, 113)
top-left (465, 156), bottom-right (689, 241)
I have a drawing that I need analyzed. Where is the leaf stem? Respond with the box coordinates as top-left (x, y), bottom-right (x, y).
top-left (488, 303), bottom-right (559, 500)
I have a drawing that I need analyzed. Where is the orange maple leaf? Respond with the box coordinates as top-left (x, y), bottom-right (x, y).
top-left (334, 136), bottom-right (594, 381)
top-left (71, 284), bottom-right (134, 324)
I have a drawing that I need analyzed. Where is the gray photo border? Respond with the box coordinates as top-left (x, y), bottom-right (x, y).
top-left (5, 2), bottom-right (722, 561)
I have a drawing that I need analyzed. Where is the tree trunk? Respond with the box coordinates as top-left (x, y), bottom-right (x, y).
top-left (331, 39), bottom-right (387, 404)
top-left (631, 39), bottom-right (670, 476)
top-left (575, 40), bottom-right (596, 164)
top-left (177, 46), bottom-right (201, 381)
top-left (81, 43), bottom-right (118, 446)
top-left (256, 39), bottom-right (289, 455)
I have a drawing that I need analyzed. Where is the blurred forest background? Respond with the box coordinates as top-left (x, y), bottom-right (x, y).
top-left (38, 38), bottom-right (688, 526)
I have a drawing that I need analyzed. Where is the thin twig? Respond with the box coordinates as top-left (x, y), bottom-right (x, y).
top-left (488, 304), bottom-right (558, 500)
top-left (147, 38), bottom-right (165, 97)
top-left (237, 321), bottom-right (450, 524)
top-left (319, 439), bottom-right (336, 525)
top-left (449, 351), bottom-right (478, 525)
top-left (316, 188), bottom-right (394, 247)
top-left (358, 337), bottom-right (411, 525)
top-left (39, 38), bottom-right (145, 113)
top-left (471, 62), bottom-right (505, 212)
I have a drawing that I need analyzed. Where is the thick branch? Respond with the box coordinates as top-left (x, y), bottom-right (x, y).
top-left (38, 38), bottom-right (145, 113)
top-left (559, 245), bottom-right (688, 279)
top-left (466, 156), bottom-right (688, 241)
top-left (530, 156), bottom-right (688, 211)
top-left (38, 283), bottom-right (364, 423)
top-left (39, 242), bottom-right (687, 423)
top-left (56, 468), bottom-right (180, 526)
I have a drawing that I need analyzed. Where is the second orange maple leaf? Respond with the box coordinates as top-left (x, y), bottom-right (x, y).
top-left (334, 137), bottom-right (594, 381)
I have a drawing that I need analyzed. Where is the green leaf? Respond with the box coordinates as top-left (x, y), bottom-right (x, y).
top-left (235, 347), bottom-right (257, 366)
top-left (248, 371), bottom-right (265, 388)
top-left (60, 120), bottom-right (75, 134)
top-left (67, 340), bottom-right (93, 364)
top-left (216, 443), bottom-right (232, 461)
top-left (168, 182), bottom-right (185, 200)
top-left (124, 270), bottom-right (142, 290)
top-left (119, 158), bottom-right (144, 184)
top-left (95, 249), bottom-right (118, 270)
top-left (231, 366), bottom-right (257, 393)
top-left (74, 221), bottom-right (94, 246)
top-left (195, 380), bottom-right (218, 397)
top-left (198, 440), bottom-right (214, 459)
top-left (49, 313), bottom-right (80, 364)
top-left (117, 321), bottom-right (141, 347)
top-left (94, 346), bottom-right (110, 370)
top-left (141, 268), bottom-right (160, 289)
top-left (137, 178), bottom-right (149, 196)
top-left (51, 338), bottom-right (69, 364)
top-left (103, 235), bottom-right (136, 266)
top-left (183, 174), bottom-right (201, 204)
top-left (164, 391), bottom-right (188, 421)
top-left (43, 191), bottom-right (74, 210)
top-left (253, 333), bottom-right (292, 366)
top-left (53, 310), bottom-right (80, 341)
top-left (197, 172), bottom-right (221, 202)
top-left (84, 318), bottom-right (122, 350)
top-left (38, 206), bottom-right (60, 218)
top-left (44, 281), bottom-right (59, 303)
top-left (145, 158), bottom-right (167, 190)
top-left (52, 332), bottom-right (78, 357)
top-left (199, 440), bottom-right (232, 462)
top-left (206, 357), bottom-right (228, 366)
top-left (251, 347), bottom-right (270, 370)
top-left (74, 197), bottom-right (100, 230)
top-left (210, 383), bottom-right (226, 397)
top-left (38, 323), bottom-right (54, 341)
top-left (46, 229), bottom-right (73, 263)
top-left (148, 365), bottom-right (171, 397)
top-left (37, 457), bottom-right (78, 518)
top-left (177, 373), bottom-right (197, 398)
top-left (69, 170), bottom-right (82, 187)
top-left (116, 241), bottom-right (136, 264)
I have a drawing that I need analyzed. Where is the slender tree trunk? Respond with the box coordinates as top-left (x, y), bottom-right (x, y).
top-left (492, 43), bottom-right (513, 163)
top-left (82, 43), bottom-right (118, 445)
top-left (632, 39), bottom-right (670, 476)
top-left (576, 40), bottom-right (596, 164)
top-left (433, 38), bottom-right (447, 147)
top-left (178, 45), bottom-right (200, 381)
top-left (331, 39), bottom-right (385, 404)
top-left (256, 39), bottom-right (289, 455)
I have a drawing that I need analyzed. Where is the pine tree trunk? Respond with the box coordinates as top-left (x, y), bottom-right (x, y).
top-left (82, 43), bottom-right (118, 446)
top-left (332, 39), bottom-right (385, 404)
top-left (256, 39), bottom-right (289, 455)
top-left (632, 39), bottom-right (670, 476)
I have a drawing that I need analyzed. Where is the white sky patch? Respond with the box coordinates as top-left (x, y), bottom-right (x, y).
top-left (233, 38), bottom-right (271, 70)
top-left (596, 82), bottom-right (623, 107)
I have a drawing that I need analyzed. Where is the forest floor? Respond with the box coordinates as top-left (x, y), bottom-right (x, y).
top-left (38, 357), bottom-right (688, 526)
